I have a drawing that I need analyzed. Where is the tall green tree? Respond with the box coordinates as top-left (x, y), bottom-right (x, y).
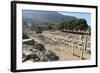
top-left (58, 18), bottom-right (89, 32)
top-left (58, 22), bottom-right (65, 30)
top-left (78, 19), bottom-right (89, 31)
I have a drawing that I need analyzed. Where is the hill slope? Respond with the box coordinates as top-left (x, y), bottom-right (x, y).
top-left (23, 10), bottom-right (77, 24)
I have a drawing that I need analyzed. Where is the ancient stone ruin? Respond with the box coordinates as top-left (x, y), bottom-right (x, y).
top-left (22, 39), bottom-right (59, 63)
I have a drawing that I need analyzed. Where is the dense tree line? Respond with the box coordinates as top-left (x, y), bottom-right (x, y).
top-left (58, 18), bottom-right (89, 32)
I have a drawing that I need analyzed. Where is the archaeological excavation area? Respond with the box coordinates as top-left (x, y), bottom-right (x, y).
top-left (22, 30), bottom-right (91, 63)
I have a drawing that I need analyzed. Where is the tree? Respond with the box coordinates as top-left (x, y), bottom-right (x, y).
top-left (87, 26), bottom-right (91, 35)
top-left (58, 22), bottom-right (65, 30)
top-left (71, 19), bottom-right (79, 31)
top-left (58, 18), bottom-right (89, 32)
top-left (64, 20), bottom-right (70, 30)
top-left (78, 19), bottom-right (89, 31)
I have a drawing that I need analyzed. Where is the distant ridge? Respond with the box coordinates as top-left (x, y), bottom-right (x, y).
top-left (23, 10), bottom-right (77, 24)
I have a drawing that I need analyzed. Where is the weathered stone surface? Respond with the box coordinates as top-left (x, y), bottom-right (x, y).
top-left (23, 33), bottom-right (29, 39)
top-left (45, 50), bottom-right (59, 61)
top-left (23, 54), bottom-right (40, 62)
top-left (23, 39), bottom-right (35, 45)
top-left (22, 53), bottom-right (26, 58)
top-left (22, 37), bottom-right (60, 63)
top-left (33, 43), bottom-right (46, 51)
top-left (23, 44), bottom-right (59, 62)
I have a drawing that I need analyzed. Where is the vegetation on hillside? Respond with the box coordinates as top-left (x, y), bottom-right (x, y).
top-left (58, 18), bottom-right (90, 32)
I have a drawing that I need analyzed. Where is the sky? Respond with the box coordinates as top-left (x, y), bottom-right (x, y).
top-left (58, 12), bottom-right (91, 26)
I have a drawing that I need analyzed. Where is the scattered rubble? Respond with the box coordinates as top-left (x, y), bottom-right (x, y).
top-left (23, 39), bottom-right (35, 45)
top-left (22, 40), bottom-right (59, 63)
top-left (33, 43), bottom-right (46, 51)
